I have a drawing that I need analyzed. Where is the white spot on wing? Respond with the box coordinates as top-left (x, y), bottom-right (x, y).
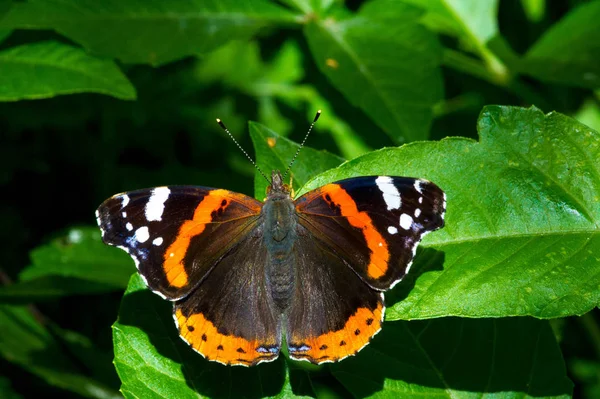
top-left (153, 237), bottom-right (163, 246)
top-left (135, 226), bottom-right (150, 243)
top-left (399, 213), bottom-right (413, 230)
top-left (418, 197), bottom-right (423, 204)
top-left (375, 176), bottom-right (401, 210)
top-left (145, 187), bottom-right (170, 222)
top-left (126, 222), bottom-right (133, 231)
top-left (387, 226), bottom-right (398, 235)
top-left (414, 180), bottom-right (425, 194)
top-left (121, 195), bottom-right (130, 208)
top-left (122, 211), bottom-right (127, 218)
top-left (414, 208), bottom-right (421, 218)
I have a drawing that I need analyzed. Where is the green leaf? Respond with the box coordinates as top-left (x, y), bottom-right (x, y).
top-left (113, 274), bottom-right (302, 399)
top-left (20, 227), bottom-right (135, 289)
top-left (402, 0), bottom-right (508, 84)
top-left (304, 0), bottom-right (443, 143)
top-left (0, 305), bottom-right (120, 399)
top-left (0, 276), bottom-right (116, 304)
top-left (0, 41), bottom-right (136, 101)
top-left (0, 0), bottom-right (299, 65)
top-left (332, 318), bottom-right (572, 398)
top-left (520, 1), bottom-right (600, 88)
top-left (249, 121), bottom-right (344, 199)
top-left (301, 105), bottom-right (600, 319)
top-left (402, 0), bottom-right (499, 45)
top-left (575, 98), bottom-right (600, 133)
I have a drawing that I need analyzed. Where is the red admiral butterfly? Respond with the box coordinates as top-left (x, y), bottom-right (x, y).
top-left (96, 113), bottom-right (446, 366)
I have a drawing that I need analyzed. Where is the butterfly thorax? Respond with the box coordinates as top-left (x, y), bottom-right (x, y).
top-left (263, 171), bottom-right (297, 311)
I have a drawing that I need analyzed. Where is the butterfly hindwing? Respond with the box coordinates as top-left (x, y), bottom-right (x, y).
top-left (96, 186), bottom-right (262, 300)
top-left (174, 231), bottom-right (281, 366)
top-left (285, 231), bottom-right (384, 364)
top-left (295, 176), bottom-right (446, 290)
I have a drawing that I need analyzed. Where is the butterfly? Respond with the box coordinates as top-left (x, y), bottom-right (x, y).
top-left (95, 115), bottom-right (446, 366)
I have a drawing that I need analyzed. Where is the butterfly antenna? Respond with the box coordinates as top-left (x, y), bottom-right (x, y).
top-left (216, 118), bottom-right (270, 184)
top-left (282, 110), bottom-right (321, 180)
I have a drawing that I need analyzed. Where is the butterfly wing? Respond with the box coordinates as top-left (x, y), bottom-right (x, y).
top-left (285, 233), bottom-right (384, 364)
top-left (174, 231), bottom-right (281, 366)
top-left (294, 176), bottom-right (445, 290)
top-left (96, 186), bottom-right (262, 300)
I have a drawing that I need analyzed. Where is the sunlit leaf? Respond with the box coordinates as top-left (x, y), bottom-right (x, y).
top-left (305, 0), bottom-right (443, 143)
top-left (0, 0), bottom-right (299, 65)
top-left (0, 41), bottom-right (136, 101)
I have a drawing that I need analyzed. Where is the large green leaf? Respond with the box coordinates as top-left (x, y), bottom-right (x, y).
top-left (304, 0), bottom-right (443, 143)
top-left (0, 41), bottom-right (136, 101)
top-left (249, 121), bottom-right (344, 199)
top-left (0, 0), bottom-right (299, 65)
top-left (113, 274), bottom-right (306, 399)
top-left (520, 1), bottom-right (600, 89)
top-left (19, 227), bottom-right (134, 289)
top-left (0, 305), bottom-right (120, 399)
top-left (332, 317), bottom-right (572, 398)
top-left (301, 105), bottom-right (600, 320)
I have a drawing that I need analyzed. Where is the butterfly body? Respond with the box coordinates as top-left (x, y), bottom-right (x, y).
top-left (262, 172), bottom-right (298, 311)
top-left (97, 171), bottom-right (445, 366)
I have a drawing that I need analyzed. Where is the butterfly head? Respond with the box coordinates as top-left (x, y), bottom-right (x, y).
top-left (267, 170), bottom-right (291, 199)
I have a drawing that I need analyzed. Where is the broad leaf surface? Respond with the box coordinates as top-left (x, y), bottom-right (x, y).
top-left (520, 1), bottom-right (600, 88)
top-left (332, 318), bottom-right (572, 398)
top-left (0, 305), bottom-right (120, 399)
top-left (249, 121), bottom-right (344, 199)
top-left (20, 227), bottom-right (134, 289)
top-left (304, 0), bottom-right (443, 143)
top-left (0, 0), bottom-right (298, 65)
top-left (113, 274), bottom-right (304, 399)
top-left (0, 41), bottom-right (135, 101)
top-left (302, 106), bottom-right (600, 319)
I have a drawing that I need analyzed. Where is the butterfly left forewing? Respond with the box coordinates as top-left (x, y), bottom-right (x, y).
top-left (295, 176), bottom-right (445, 290)
top-left (96, 186), bottom-right (262, 300)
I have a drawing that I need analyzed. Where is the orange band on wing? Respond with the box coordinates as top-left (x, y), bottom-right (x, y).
top-left (175, 309), bottom-right (278, 366)
top-left (162, 189), bottom-right (231, 288)
top-left (289, 303), bottom-right (383, 363)
top-left (325, 184), bottom-right (389, 279)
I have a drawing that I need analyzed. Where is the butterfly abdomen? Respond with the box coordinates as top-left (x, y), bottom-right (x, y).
top-left (263, 194), bottom-right (298, 311)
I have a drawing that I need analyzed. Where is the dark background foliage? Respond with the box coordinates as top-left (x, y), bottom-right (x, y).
top-left (0, 0), bottom-right (599, 398)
